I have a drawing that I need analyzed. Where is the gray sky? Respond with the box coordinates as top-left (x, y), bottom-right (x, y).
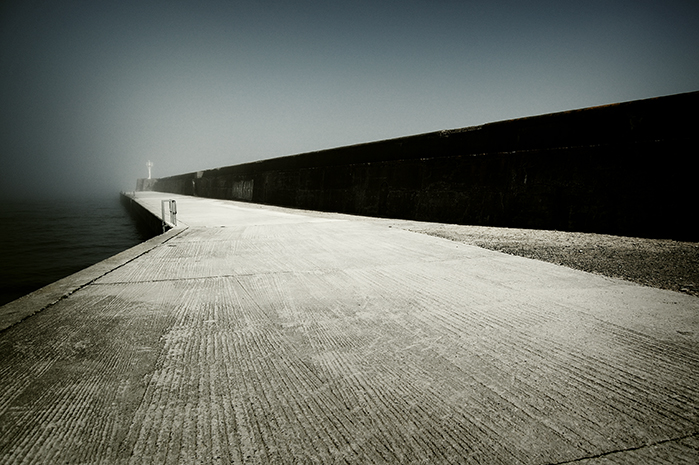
top-left (1, 0), bottom-right (698, 200)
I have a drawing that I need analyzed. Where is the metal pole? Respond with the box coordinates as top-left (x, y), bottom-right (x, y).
top-left (170, 200), bottom-right (177, 226)
top-left (161, 199), bottom-right (177, 231)
top-left (161, 200), bottom-right (167, 233)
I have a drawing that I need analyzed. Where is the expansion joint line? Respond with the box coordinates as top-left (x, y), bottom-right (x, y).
top-left (95, 269), bottom-right (300, 286)
top-left (93, 275), bottom-right (233, 285)
top-left (0, 227), bottom-right (188, 333)
top-left (546, 431), bottom-right (699, 465)
top-left (63, 227), bottom-right (189, 292)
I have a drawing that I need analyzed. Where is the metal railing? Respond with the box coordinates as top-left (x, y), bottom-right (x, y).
top-left (161, 199), bottom-right (177, 232)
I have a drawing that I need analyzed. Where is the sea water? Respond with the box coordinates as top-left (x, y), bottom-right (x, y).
top-left (0, 194), bottom-right (152, 307)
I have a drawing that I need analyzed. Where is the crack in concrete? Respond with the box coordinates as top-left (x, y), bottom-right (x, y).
top-left (0, 228), bottom-right (188, 333)
top-left (92, 269), bottom-right (301, 286)
top-left (548, 431), bottom-right (699, 464)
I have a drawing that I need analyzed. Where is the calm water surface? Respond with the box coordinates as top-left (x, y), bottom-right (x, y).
top-left (0, 195), bottom-right (152, 307)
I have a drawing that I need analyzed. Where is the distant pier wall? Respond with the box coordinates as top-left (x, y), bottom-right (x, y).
top-left (140, 91), bottom-right (698, 240)
top-left (120, 193), bottom-right (164, 237)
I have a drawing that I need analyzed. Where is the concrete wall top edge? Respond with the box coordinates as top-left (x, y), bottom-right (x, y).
top-left (150, 90), bottom-right (698, 183)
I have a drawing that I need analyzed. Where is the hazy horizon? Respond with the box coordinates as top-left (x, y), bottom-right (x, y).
top-left (2, 0), bottom-right (698, 200)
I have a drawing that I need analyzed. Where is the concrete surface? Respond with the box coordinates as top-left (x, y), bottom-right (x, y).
top-left (1, 192), bottom-right (697, 464)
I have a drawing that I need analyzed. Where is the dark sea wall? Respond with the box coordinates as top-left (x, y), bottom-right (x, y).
top-left (141, 91), bottom-right (698, 240)
top-left (120, 193), bottom-right (165, 236)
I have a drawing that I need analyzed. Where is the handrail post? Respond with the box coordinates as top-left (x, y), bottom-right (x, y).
top-left (161, 200), bottom-right (166, 232)
top-left (161, 199), bottom-right (177, 232)
top-left (170, 200), bottom-right (177, 226)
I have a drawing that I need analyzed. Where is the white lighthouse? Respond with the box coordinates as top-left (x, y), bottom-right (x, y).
top-left (147, 160), bottom-right (153, 179)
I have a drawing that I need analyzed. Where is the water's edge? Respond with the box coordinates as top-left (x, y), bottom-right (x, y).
top-left (0, 194), bottom-right (173, 331)
top-left (119, 191), bottom-right (169, 237)
top-left (0, 194), bottom-right (160, 308)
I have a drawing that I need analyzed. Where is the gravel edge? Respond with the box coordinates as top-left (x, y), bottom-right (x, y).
top-left (406, 224), bottom-right (699, 298)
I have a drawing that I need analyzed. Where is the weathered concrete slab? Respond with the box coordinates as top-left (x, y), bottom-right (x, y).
top-left (1, 192), bottom-right (697, 464)
top-left (0, 227), bottom-right (183, 333)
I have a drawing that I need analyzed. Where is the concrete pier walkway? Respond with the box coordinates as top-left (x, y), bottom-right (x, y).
top-left (1, 192), bottom-right (697, 464)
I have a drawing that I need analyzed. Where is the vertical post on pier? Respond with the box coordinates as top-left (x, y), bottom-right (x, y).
top-left (161, 200), bottom-right (167, 232)
top-left (170, 200), bottom-right (177, 226)
top-left (161, 199), bottom-right (177, 232)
